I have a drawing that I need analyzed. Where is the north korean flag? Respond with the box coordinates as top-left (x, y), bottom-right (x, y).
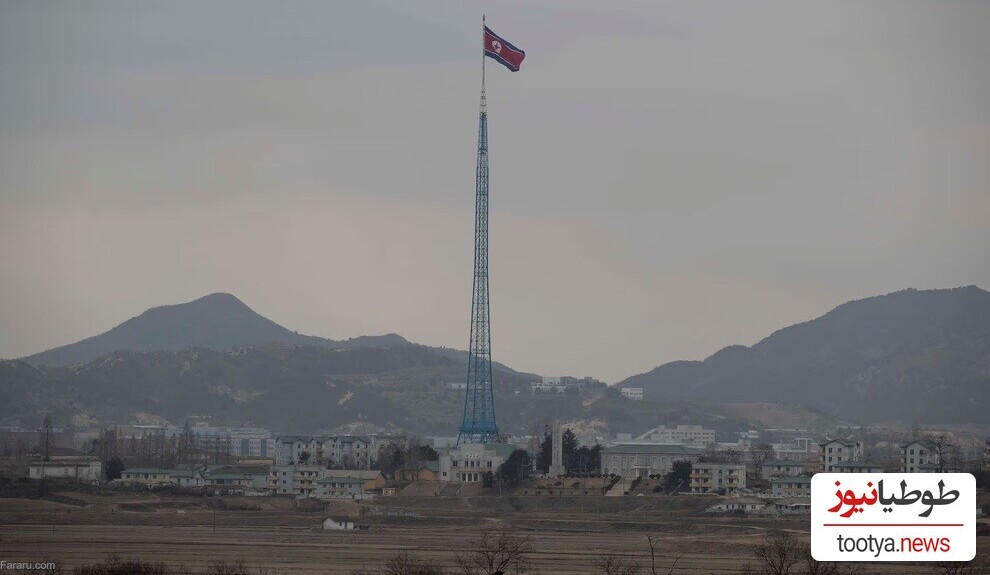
top-left (484, 26), bottom-right (525, 72)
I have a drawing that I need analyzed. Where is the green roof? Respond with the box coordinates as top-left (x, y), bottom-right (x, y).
top-left (212, 465), bottom-right (269, 475)
top-left (484, 443), bottom-right (518, 458)
top-left (323, 470), bottom-right (382, 480)
top-left (833, 461), bottom-right (882, 469)
top-left (820, 439), bottom-right (857, 447)
top-left (205, 472), bottom-right (251, 480)
top-left (768, 460), bottom-right (803, 467)
top-left (772, 476), bottom-right (812, 484)
top-left (122, 468), bottom-right (169, 475)
top-left (603, 443), bottom-right (702, 455)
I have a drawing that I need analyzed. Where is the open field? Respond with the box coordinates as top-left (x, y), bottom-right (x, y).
top-left (0, 493), bottom-right (987, 574)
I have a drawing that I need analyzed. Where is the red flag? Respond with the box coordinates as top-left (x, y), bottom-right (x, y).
top-left (484, 26), bottom-right (525, 72)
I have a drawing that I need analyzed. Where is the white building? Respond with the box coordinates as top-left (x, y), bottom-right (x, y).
top-left (274, 464), bottom-right (326, 497)
top-left (119, 468), bottom-right (171, 486)
top-left (620, 387), bottom-right (643, 401)
top-left (601, 444), bottom-right (702, 478)
top-left (167, 464), bottom-right (208, 487)
top-left (901, 441), bottom-right (937, 473)
top-left (690, 462), bottom-right (747, 494)
top-left (706, 497), bottom-right (766, 513)
top-left (772, 476), bottom-right (812, 498)
top-left (274, 435), bottom-right (390, 468)
top-left (530, 382), bottom-right (568, 393)
top-left (439, 443), bottom-right (515, 483)
top-left (28, 456), bottom-right (101, 483)
top-left (819, 439), bottom-right (862, 472)
top-left (636, 425), bottom-right (715, 448)
top-left (316, 476), bottom-right (367, 500)
top-left (323, 517), bottom-right (355, 530)
top-left (760, 460), bottom-right (805, 480)
top-left (772, 438), bottom-right (817, 462)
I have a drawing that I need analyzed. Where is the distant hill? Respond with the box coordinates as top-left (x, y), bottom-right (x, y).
top-left (1, 344), bottom-right (541, 434)
top-left (22, 293), bottom-right (408, 367)
top-left (618, 286), bottom-right (990, 424)
top-left (5, 292), bottom-right (547, 434)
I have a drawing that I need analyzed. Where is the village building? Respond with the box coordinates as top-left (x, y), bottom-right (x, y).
top-left (323, 516), bottom-right (355, 530)
top-left (323, 469), bottom-right (386, 491)
top-left (833, 461), bottom-right (884, 473)
top-left (600, 444), bottom-right (702, 478)
top-left (901, 440), bottom-right (938, 473)
top-left (690, 462), bottom-right (747, 494)
top-left (274, 464), bottom-right (325, 497)
top-left (439, 443), bottom-right (515, 482)
top-left (119, 468), bottom-right (171, 486)
top-left (819, 439), bottom-right (862, 472)
top-left (28, 456), bottom-right (101, 482)
top-left (635, 425), bottom-right (715, 448)
top-left (203, 465), bottom-right (270, 492)
top-left (274, 435), bottom-right (391, 468)
top-left (774, 498), bottom-right (812, 515)
top-left (316, 476), bottom-right (367, 500)
top-left (395, 461), bottom-right (439, 482)
top-left (705, 497), bottom-right (766, 513)
top-left (619, 387), bottom-right (643, 400)
top-left (760, 460), bottom-right (805, 480)
top-left (167, 464), bottom-right (208, 487)
top-left (771, 476), bottom-right (812, 498)
top-left (771, 438), bottom-right (817, 462)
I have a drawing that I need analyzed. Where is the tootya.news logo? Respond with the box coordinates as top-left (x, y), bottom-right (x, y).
top-left (810, 473), bottom-right (975, 562)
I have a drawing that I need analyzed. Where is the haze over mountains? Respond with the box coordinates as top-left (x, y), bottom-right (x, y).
top-left (2, 286), bottom-right (988, 432)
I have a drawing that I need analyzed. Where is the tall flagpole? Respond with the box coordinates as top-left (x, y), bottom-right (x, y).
top-left (480, 15), bottom-right (487, 116)
top-left (458, 15), bottom-right (498, 445)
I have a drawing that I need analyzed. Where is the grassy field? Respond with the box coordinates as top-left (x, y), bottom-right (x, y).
top-left (0, 492), bottom-right (986, 574)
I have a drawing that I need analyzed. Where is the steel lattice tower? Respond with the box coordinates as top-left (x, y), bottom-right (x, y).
top-left (457, 59), bottom-right (499, 446)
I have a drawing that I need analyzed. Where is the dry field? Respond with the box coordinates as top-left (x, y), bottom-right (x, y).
top-left (0, 492), bottom-right (985, 574)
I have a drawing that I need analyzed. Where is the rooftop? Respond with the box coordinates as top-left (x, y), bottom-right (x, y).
top-left (603, 443), bottom-right (702, 455)
top-left (317, 476), bottom-right (365, 485)
top-left (833, 461), bottom-right (882, 469)
top-left (324, 470), bottom-right (382, 480)
top-left (772, 475), bottom-right (812, 484)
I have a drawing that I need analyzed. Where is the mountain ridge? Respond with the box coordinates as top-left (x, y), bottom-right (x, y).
top-left (618, 286), bottom-right (990, 423)
top-left (22, 293), bottom-right (410, 367)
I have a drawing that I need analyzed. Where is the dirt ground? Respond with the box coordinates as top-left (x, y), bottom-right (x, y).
top-left (0, 492), bottom-right (986, 574)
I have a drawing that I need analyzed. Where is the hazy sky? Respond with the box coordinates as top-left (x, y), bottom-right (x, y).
top-left (1, 1), bottom-right (987, 382)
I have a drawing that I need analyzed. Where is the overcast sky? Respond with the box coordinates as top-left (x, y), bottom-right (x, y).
top-left (1, 1), bottom-right (987, 382)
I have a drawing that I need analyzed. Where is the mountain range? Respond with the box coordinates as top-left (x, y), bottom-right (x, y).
top-left (3, 286), bottom-right (989, 432)
top-left (23, 293), bottom-right (408, 367)
top-left (617, 286), bottom-right (990, 424)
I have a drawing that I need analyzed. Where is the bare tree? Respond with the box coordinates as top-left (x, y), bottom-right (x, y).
top-left (923, 434), bottom-right (959, 472)
top-left (749, 444), bottom-right (774, 480)
top-left (837, 564), bottom-right (865, 575)
top-left (593, 553), bottom-right (641, 575)
top-left (41, 414), bottom-right (54, 460)
top-left (752, 530), bottom-right (800, 575)
top-left (383, 552), bottom-right (446, 575)
top-left (934, 562), bottom-right (977, 575)
top-left (645, 534), bottom-right (681, 575)
top-left (456, 526), bottom-right (532, 575)
top-left (801, 547), bottom-right (838, 575)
